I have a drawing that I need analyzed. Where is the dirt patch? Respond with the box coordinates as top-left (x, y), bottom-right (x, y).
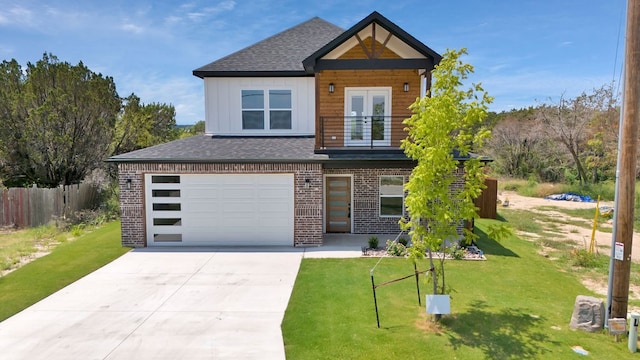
top-left (500, 191), bottom-right (640, 300)
top-left (0, 240), bottom-right (61, 277)
top-left (582, 278), bottom-right (640, 300)
top-left (499, 191), bottom-right (640, 262)
top-left (415, 311), bottom-right (444, 333)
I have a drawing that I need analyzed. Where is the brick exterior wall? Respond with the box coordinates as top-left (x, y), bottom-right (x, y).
top-left (117, 162), bottom-right (323, 248)
top-left (324, 167), bottom-right (412, 234)
top-left (324, 166), bottom-right (467, 235)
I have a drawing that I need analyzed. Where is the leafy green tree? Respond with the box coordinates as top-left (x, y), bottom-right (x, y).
top-left (0, 54), bottom-right (120, 187)
top-left (111, 94), bottom-right (178, 155)
top-left (401, 48), bottom-right (492, 318)
top-left (0, 59), bottom-right (27, 184)
top-left (179, 120), bottom-right (206, 139)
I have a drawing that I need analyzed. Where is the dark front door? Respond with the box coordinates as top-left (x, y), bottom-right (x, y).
top-left (326, 176), bottom-right (351, 232)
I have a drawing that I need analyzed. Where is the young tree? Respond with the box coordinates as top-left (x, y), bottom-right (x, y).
top-left (401, 49), bottom-right (492, 317)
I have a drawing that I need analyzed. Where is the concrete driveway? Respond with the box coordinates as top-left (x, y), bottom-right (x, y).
top-left (0, 247), bottom-right (305, 360)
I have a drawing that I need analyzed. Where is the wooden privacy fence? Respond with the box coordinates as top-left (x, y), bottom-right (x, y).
top-left (0, 183), bottom-right (101, 228)
top-left (474, 178), bottom-right (498, 219)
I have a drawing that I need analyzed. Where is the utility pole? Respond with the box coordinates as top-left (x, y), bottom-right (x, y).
top-left (611, 0), bottom-right (640, 319)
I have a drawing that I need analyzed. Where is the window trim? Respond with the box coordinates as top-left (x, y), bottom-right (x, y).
top-left (379, 175), bottom-right (404, 218)
top-left (241, 88), bottom-right (293, 131)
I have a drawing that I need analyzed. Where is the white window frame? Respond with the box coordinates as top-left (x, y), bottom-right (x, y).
top-left (241, 88), bottom-right (292, 131)
top-left (344, 87), bottom-right (392, 146)
top-left (379, 175), bottom-right (404, 217)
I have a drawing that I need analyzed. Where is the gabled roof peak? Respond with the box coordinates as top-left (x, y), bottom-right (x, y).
top-left (302, 11), bottom-right (441, 73)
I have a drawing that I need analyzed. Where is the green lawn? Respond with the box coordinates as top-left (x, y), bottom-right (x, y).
top-left (282, 219), bottom-right (631, 359)
top-left (0, 221), bottom-right (129, 321)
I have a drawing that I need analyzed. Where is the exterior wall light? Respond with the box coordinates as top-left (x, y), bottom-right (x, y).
top-left (403, 82), bottom-right (409, 92)
top-left (126, 178), bottom-right (132, 190)
top-left (305, 178), bottom-right (311, 189)
top-left (329, 83), bottom-right (335, 93)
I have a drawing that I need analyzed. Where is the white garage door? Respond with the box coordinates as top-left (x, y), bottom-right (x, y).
top-left (145, 174), bottom-right (294, 246)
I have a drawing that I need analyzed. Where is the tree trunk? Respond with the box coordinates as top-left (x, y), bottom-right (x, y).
top-left (427, 247), bottom-right (442, 321)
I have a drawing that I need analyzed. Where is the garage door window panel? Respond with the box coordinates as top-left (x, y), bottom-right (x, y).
top-left (154, 234), bottom-right (182, 242)
top-left (152, 189), bottom-right (180, 198)
top-left (151, 175), bottom-right (180, 184)
top-left (152, 203), bottom-right (181, 211)
top-left (153, 218), bottom-right (182, 226)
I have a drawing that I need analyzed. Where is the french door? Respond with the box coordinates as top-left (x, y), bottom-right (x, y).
top-left (344, 88), bottom-right (391, 146)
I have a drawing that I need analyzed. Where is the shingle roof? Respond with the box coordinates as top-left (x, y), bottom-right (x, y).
top-left (193, 17), bottom-right (344, 78)
top-left (107, 135), bottom-right (328, 163)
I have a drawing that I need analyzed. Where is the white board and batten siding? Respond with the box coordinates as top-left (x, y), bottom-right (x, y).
top-left (145, 174), bottom-right (294, 246)
top-left (203, 77), bottom-right (315, 136)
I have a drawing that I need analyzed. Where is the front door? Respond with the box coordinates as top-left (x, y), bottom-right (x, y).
top-left (325, 176), bottom-right (351, 232)
top-left (345, 88), bottom-right (391, 146)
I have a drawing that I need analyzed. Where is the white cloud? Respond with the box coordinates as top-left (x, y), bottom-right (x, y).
top-left (121, 22), bottom-right (145, 34)
top-left (0, 5), bottom-right (35, 27)
top-left (174, 0), bottom-right (236, 23)
top-left (205, 0), bottom-right (236, 13)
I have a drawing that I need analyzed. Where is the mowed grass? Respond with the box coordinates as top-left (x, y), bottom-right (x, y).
top-left (0, 221), bottom-right (129, 321)
top-left (282, 219), bottom-right (630, 359)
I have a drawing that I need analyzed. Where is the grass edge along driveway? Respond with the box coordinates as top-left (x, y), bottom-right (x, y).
top-left (282, 218), bottom-right (630, 360)
top-left (0, 221), bottom-right (129, 322)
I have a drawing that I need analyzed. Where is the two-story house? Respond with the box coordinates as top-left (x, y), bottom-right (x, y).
top-left (109, 11), bottom-right (458, 248)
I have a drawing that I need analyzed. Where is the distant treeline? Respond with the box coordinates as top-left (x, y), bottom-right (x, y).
top-left (484, 83), bottom-right (623, 185)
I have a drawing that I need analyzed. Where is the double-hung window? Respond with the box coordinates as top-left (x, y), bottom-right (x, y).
top-left (379, 176), bottom-right (404, 217)
top-left (241, 89), bottom-right (292, 130)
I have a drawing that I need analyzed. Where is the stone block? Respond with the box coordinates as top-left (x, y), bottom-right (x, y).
top-left (569, 295), bottom-right (604, 332)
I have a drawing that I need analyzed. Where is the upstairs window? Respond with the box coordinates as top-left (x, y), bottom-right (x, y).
top-left (242, 89), bottom-right (292, 130)
top-left (242, 90), bottom-right (265, 129)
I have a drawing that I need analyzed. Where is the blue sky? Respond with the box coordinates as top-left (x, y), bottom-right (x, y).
top-left (0, 0), bottom-right (627, 124)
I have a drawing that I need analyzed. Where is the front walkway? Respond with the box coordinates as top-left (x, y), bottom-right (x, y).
top-left (302, 233), bottom-right (399, 258)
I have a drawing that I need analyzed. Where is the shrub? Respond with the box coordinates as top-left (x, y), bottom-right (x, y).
top-left (573, 249), bottom-right (598, 268)
top-left (71, 224), bottom-right (84, 237)
top-left (368, 236), bottom-right (379, 249)
top-left (386, 240), bottom-right (407, 257)
top-left (449, 246), bottom-right (466, 260)
top-left (398, 237), bottom-right (408, 246)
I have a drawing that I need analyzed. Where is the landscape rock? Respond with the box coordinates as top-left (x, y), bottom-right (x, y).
top-left (569, 295), bottom-right (604, 332)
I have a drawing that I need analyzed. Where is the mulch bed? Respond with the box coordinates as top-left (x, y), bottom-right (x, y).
top-left (361, 246), bottom-right (486, 260)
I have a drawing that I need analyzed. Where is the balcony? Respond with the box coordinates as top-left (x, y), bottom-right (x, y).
top-left (317, 116), bottom-right (409, 154)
